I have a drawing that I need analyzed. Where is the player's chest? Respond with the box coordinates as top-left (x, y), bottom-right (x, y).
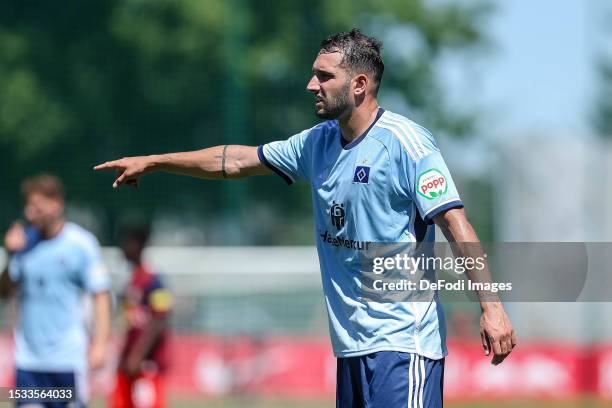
top-left (312, 140), bottom-right (390, 203)
top-left (125, 284), bottom-right (148, 306)
top-left (124, 286), bottom-right (151, 326)
top-left (20, 244), bottom-right (81, 291)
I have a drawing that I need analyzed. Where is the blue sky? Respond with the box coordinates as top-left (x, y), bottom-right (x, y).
top-left (439, 0), bottom-right (606, 138)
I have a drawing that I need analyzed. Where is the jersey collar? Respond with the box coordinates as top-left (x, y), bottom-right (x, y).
top-left (340, 107), bottom-right (385, 150)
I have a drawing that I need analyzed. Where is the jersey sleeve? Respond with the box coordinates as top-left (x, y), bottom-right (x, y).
top-left (257, 127), bottom-right (314, 184)
top-left (79, 234), bottom-right (111, 293)
top-left (145, 276), bottom-right (173, 315)
top-left (393, 125), bottom-right (463, 223)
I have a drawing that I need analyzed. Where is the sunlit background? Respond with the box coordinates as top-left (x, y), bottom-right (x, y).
top-left (1, 0), bottom-right (612, 406)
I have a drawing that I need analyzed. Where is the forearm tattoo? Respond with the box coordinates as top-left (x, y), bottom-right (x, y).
top-left (216, 145), bottom-right (229, 178)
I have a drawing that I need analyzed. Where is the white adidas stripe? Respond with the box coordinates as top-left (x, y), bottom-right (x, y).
top-left (376, 122), bottom-right (418, 161)
top-left (408, 353), bottom-right (415, 407)
top-left (377, 118), bottom-right (427, 160)
top-left (386, 113), bottom-right (430, 157)
top-left (408, 354), bottom-right (428, 408)
top-left (414, 355), bottom-right (421, 408)
top-left (380, 114), bottom-right (430, 158)
top-left (418, 356), bottom-right (426, 408)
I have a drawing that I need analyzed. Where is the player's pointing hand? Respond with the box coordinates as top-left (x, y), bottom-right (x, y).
top-left (94, 156), bottom-right (154, 188)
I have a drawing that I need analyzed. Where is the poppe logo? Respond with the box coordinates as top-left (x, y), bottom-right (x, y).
top-left (417, 168), bottom-right (448, 200)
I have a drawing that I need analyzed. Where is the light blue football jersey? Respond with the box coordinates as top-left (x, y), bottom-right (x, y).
top-left (8, 222), bottom-right (110, 371)
top-left (258, 108), bottom-right (463, 359)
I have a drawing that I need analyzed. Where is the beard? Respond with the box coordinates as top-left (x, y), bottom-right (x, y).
top-left (314, 81), bottom-right (351, 120)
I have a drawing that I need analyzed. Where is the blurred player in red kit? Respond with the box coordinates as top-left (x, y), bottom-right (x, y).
top-left (111, 224), bottom-right (172, 408)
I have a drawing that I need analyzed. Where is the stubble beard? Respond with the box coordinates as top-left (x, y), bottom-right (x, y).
top-left (315, 81), bottom-right (351, 120)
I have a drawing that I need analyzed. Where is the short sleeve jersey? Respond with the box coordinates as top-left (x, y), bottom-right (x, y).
top-left (258, 109), bottom-right (463, 359)
top-left (8, 222), bottom-right (110, 371)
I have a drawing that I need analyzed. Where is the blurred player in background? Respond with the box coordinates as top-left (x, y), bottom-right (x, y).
top-left (0, 174), bottom-right (111, 407)
top-left (110, 224), bottom-right (172, 408)
top-left (95, 29), bottom-right (516, 407)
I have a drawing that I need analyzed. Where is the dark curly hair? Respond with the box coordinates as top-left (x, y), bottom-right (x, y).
top-left (319, 28), bottom-right (384, 94)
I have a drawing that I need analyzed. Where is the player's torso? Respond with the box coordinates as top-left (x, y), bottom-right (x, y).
top-left (13, 225), bottom-right (90, 369)
top-left (311, 125), bottom-right (413, 248)
top-left (122, 267), bottom-right (170, 366)
top-left (124, 269), bottom-right (156, 330)
top-left (18, 233), bottom-right (83, 302)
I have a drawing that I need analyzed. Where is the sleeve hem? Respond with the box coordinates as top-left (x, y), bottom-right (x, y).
top-left (257, 145), bottom-right (294, 186)
top-left (423, 200), bottom-right (464, 224)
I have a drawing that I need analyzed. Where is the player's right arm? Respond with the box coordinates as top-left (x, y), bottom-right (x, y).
top-left (0, 222), bottom-right (26, 298)
top-left (94, 145), bottom-right (271, 188)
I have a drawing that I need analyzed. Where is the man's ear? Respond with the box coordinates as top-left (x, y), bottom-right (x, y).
top-left (353, 74), bottom-right (368, 95)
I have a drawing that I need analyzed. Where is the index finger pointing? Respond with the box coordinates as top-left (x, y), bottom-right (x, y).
top-left (94, 161), bottom-right (119, 171)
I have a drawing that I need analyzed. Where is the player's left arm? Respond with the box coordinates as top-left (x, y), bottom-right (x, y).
top-left (80, 235), bottom-right (112, 370)
top-left (89, 290), bottom-right (111, 370)
top-left (433, 207), bottom-right (517, 365)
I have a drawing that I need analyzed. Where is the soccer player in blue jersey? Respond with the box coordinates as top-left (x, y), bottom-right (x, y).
top-left (95, 28), bottom-right (516, 407)
top-left (0, 175), bottom-right (111, 407)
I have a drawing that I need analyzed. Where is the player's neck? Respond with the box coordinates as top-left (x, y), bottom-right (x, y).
top-left (338, 100), bottom-right (380, 143)
top-left (41, 218), bottom-right (65, 240)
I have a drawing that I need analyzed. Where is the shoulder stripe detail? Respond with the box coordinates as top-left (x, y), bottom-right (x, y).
top-left (376, 121), bottom-right (418, 160)
top-left (379, 114), bottom-right (429, 158)
top-left (378, 117), bottom-right (427, 159)
top-left (385, 113), bottom-right (429, 156)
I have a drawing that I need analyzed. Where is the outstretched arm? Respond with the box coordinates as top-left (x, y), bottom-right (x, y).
top-left (433, 208), bottom-right (517, 365)
top-left (94, 145), bottom-right (270, 188)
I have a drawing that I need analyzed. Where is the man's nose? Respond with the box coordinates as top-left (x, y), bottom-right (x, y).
top-left (24, 207), bottom-right (35, 222)
top-left (306, 76), bottom-right (319, 93)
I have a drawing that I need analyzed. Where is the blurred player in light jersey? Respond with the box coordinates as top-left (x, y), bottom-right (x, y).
top-left (111, 224), bottom-right (172, 408)
top-left (0, 174), bottom-right (111, 407)
top-left (95, 28), bottom-right (516, 407)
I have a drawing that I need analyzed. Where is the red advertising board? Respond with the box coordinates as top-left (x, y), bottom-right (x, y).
top-left (1, 334), bottom-right (611, 401)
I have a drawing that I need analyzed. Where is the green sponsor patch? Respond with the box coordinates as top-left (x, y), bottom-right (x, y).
top-left (417, 168), bottom-right (448, 200)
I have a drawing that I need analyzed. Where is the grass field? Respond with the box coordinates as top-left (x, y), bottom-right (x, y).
top-left (86, 397), bottom-right (611, 408)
